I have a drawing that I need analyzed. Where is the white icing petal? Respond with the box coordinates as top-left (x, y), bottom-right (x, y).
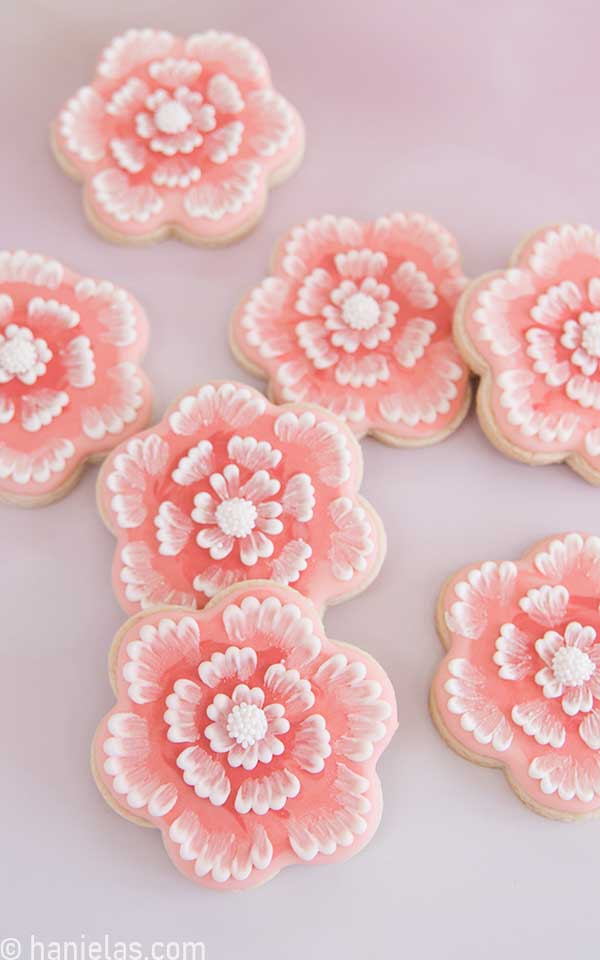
top-left (74, 278), bottom-right (139, 347)
top-left (92, 168), bottom-right (163, 224)
top-left (263, 663), bottom-right (315, 716)
top-left (21, 389), bottom-right (69, 432)
top-left (81, 362), bottom-right (144, 439)
top-left (198, 645), bottom-right (258, 688)
top-left (445, 561), bottom-right (517, 640)
top-left (511, 699), bottom-right (566, 747)
top-left (206, 122), bottom-right (244, 164)
top-left (59, 86), bottom-right (107, 162)
top-left (0, 438), bottom-right (74, 485)
top-left (273, 410), bottom-right (351, 485)
top-left (207, 72), bottom-right (245, 113)
top-left (328, 497), bottom-right (374, 581)
top-left (518, 584), bottom-right (570, 626)
top-left (234, 769), bottom-right (300, 815)
top-left (270, 538), bottom-right (312, 585)
top-left (169, 809), bottom-right (272, 882)
top-left (286, 764), bottom-right (369, 861)
top-left (120, 540), bottom-right (197, 610)
top-left (123, 616), bottom-right (200, 704)
top-left (282, 473), bottom-right (315, 521)
top-left (185, 31), bottom-right (267, 83)
top-left (529, 224), bottom-right (600, 279)
top-left (164, 678), bottom-right (203, 743)
top-left (154, 500), bottom-right (194, 556)
top-left (472, 270), bottom-right (535, 356)
top-left (169, 383), bottom-right (265, 435)
top-left (222, 595), bottom-right (320, 666)
top-left (99, 29), bottom-right (175, 79)
top-left (184, 160), bottom-right (261, 221)
top-left (177, 746), bottom-right (231, 805)
top-left (291, 714), bottom-right (332, 772)
top-left (107, 433), bottom-right (169, 528)
top-left (529, 752), bottom-right (600, 803)
top-left (493, 622), bottom-right (533, 680)
top-left (379, 356), bottom-right (462, 426)
top-left (61, 335), bottom-right (96, 388)
top-left (445, 658), bottom-right (513, 751)
top-left (393, 318), bottom-right (436, 368)
top-left (392, 260), bottom-right (438, 309)
top-left (246, 89), bottom-right (294, 157)
top-left (0, 251), bottom-right (63, 288)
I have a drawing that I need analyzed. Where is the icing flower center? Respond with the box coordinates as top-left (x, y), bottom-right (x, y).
top-left (341, 292), bottom-right (381, 330)
top-left (215, 497), bottom-right (258, 537)
top-left (0, 325), bottom-right (51, 384)
top-left (551, 645), bottom-right (596, 687)
top-left (154, 99), bottom-right (192, 135)
top-left (226, 701), bottom-right (268, 748)
top-left (581, 314), bottom-right (600, 358)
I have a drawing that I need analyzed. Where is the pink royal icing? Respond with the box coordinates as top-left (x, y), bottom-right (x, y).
top-left (230, 213), bottom-right (471, 443)
top-left (94, 582), bottom-right (397, 890)
top-left (456, 223), bottom-right (600, 483)
top-left (97, 380), bottom-right (385, 614)
top-left (0, 251), bottom-right (151, 505)
top-left (52, 29), bottom-right (304, 244)
top-left (432, 532), bottom-right (600, 819)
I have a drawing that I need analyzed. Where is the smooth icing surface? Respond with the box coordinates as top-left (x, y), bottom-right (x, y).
top-left (230, 213), bottom-right (471, 443)
top-left (94, 581), bottom-right (397, 890)
top-left (457, 223), bottom-right (600, 482)
top-left (432, 532), bottom-right (600, 818)
top-left (0, 250), bottom-right (151, 503)
top-left (97, 380), bottom-right (384, 613)
top-left (51, 29), bottom-right (304, 243)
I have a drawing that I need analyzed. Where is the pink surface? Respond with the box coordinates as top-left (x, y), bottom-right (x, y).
top-left (4, 0), bottom-right (600, 956)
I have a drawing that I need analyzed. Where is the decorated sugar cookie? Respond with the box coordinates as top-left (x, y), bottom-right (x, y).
top-left (51, 29), bottom-right (304, 245)
top-left (93, 581), bottom-right (397, 890)
top-left (455, 223), bottom-right (600, 484)
top-left (431, 532), bottom-right (600, 820)
top-left (0, 250), bottom-right (151, 506)
top-left (230, 212), bottom-right (471, 444)
top-left (97, 380), bottom-right (385, 613)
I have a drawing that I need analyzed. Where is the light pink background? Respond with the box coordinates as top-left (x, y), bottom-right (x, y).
top-left (2, 1), bottom-right (599, 956)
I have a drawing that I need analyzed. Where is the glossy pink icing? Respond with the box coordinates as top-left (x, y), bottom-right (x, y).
top-left (97, 380), bottom-right (384, 614)
top-left (94, 581), bottom-right (397, 890)
top-left (0, 250), bottom-right (151, 504)
top-left (230, 212), bottom-right (471, 442)
top-left (52, 29), bottom-right (304, 243)
top-left (432, 532), bottom-right (600, 818)
top-left (458, 223), bottom-right (600, 481)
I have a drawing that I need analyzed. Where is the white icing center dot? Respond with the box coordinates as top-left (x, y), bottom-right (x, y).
top-left (215, 497), bottom-right (257, 538)
top-left (226, 702), bottom-right (268, 748)
top-left (582, 316), bottom-right (600, 358)
top-left (552, 645), bottom-right (595, 687)
top-left (342, 292), bottom-right (381, 330)
top-left (154, 100), bottom-right (192, 135)
top-left (0, 325), bottom-right (50, 381)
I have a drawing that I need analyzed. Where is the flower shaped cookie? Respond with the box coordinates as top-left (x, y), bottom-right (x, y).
top-left (97, 380), bottom-right (384, 613)
top-left (230, 213), bottom-right (471, 444)
top-left (94, 582), bottom-right (397, 889)
top-left (0, 250), bottom-right (151, 506)
top-left (431, 532), bottom-right (600, 820)
top-left (51, 29), bottom-right (304, 245)
top-left (455, 223), bottom-right (600, 484)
